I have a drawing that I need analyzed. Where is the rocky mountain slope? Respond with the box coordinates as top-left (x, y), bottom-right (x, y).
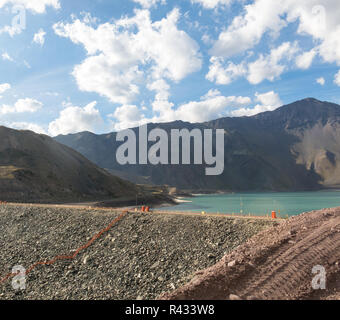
top-left (55, 98), bottom-right (340, 191)
top-left (0, 126), bottom-right (137, 202)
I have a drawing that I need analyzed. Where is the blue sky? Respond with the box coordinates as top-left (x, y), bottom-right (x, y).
top-left (0, 0), bottom-right (340, 135)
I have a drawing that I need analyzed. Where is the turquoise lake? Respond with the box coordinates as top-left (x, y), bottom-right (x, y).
top-left (160, 191), bottom-right (340, 217)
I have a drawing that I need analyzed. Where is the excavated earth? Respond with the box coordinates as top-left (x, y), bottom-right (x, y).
top-left (160, 207), bottom-right (340, 300)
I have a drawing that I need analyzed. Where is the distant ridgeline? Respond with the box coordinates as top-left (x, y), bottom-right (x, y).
top-left (55, 98), bottom-right (340, 192)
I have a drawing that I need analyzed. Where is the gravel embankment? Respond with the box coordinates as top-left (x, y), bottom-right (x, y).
top-left (0, 205), bottom-right (274, 300)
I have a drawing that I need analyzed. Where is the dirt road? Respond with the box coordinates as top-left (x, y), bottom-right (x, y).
top-left (161, 207), bottom-right (340, 300)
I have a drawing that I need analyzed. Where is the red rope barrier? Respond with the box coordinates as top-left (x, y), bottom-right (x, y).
top-left (0, 211), bottom-right (128, 285)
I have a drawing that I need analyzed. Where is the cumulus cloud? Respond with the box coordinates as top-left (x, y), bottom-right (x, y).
top-left (334, 70), bottom-right (340, 86)
top-left (316, 77), bottom-right (325, 86)
top-left (48, 101), bottom-right (103, 136)
top-left (0, 98), bottom-right (43, 114)
top-left (190, 0), bottom-right (231, 9)
top-left (0, 83), bottom-right (11, 94)
top-left (33, 29), bottom-right (46, 46)
top-left (174, 90), bottom-right (251, 122)
top-left (8, 122), bottom-right (47, 134)
top-left (206, 57), bottom-right (247, 85)
top-left (210, 0), bottom-right (340, 68)
top-left (247, 42), bottom-right (299, 84)
top-left (210, 0), bottom-right (285, 57)
top-left (296, 49), bottom-right (317, 69)
top-left (110, 89), bottom-right (252, 130)
top-left (54, 9), bottom-right (202, 104)
top-left (231, 91), bottom-right (282, 117)
top-left (133, 0), bottom-right (165, 8)
top-left (109, 104), bottom-right (146, 131)
top-left (0, 25), bottom-right (22, 37)
top-left (0, 0), bottom-right (60, 13)
top-left (207, 42), bottom-right (299, 85)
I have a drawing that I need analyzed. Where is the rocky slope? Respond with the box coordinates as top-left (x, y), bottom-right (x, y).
top-left (0, 126), bottom-right (137, 203)
top-left (55, 98), bottom-right (340, 191)
top-left (0, 204), bottom-right (273, 300)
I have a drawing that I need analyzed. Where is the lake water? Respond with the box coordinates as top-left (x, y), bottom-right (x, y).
top-left (160, 191), bottom-right (340, 217)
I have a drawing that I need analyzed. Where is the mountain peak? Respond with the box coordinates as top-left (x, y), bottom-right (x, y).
top-left (253, 98), bottom-right (340, 129)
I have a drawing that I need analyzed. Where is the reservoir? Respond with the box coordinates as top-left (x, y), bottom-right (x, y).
top-left (160, 191), bottom-right (340, 217)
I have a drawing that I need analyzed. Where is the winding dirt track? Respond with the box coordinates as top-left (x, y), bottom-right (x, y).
top-left (160, 208), bottom-right (340, 300)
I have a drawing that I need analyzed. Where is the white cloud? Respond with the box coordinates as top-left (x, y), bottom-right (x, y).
top-left (0, 83), bottom-right (11, 94)
top-left (334, 70), bottom-right (340, 86)
top-left (296, 49), bottom-right (316, 69)
top-left (33, 29), bottom-right (46, 46)
top-left (2, 52), bottom-right (14, 62)
top-left (48, 101), bottom-right (103, 136)
top-left (109, 90), bottom-right (283, 129)
top-left (208, 42), bottom-right (299, 85)
top-left (210, 0), bottom-right (340, 68)
top-left (133, 0), bottom-right (165, 8)
top-left (54, 9), bottom-right (202, 104)
top-left (210, 0), bottom-right (285, 58)
top-left (0, 0), bottom-right (60, 13)
top-left (110, 88), bottom-right (252, 129)
top-left (190, 0), bottom-right (231, 9)
top-left (231, 91), bottom-right (282, 117)
top-left (316, 77), bottom-right (325, 86)
top-left (206, 57), bottom-right (247, 85)
top-left (174, 90), bottom-right (251, 122)
top-left (0, 98), bottom-right (43, 114)
top-left (72, 55), bottom-right (143, 105)
top-left (0, 25), bottom-right (22, 37)
top-left (110, 104), bottom-right (146, 131)
top-left (8, 122), bottom-right (47, 134)
top-left (247, 42), bottom-right (299, 84)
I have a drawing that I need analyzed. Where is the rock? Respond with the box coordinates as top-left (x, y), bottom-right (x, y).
top-left (229, 294), bottom-right (242, 300)
top-left (83, 255), bottom-right (90, 265)
top-left (228, 260), bottom-right (236, 267)
top-left (151, 261), bottom-right (160, 269)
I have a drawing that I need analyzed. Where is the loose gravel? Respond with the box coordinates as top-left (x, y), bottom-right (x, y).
top-left (0, 205), bottom-right (274, 300)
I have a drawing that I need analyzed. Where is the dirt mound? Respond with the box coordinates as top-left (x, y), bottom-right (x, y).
top-left (160, 208), bottom-right (340, 300)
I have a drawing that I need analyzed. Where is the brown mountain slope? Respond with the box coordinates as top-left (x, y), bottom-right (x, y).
top-left (56, 98), bottom-right (340, 191)
top-left (0, 126), bottom-right (137, 203)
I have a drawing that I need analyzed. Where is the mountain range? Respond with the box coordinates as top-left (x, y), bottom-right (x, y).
top-left (55, 98), bottom-right (340, 192)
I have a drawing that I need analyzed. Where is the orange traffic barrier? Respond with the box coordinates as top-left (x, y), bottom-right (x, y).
top-left (272, 211), bottom-right (277, 219)
top-left (145, 206), bottom-right (150, 212)
top-left (141, 206), bottom-right (145, 212)
top-left (0, 211), bottom-right (128, 286)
